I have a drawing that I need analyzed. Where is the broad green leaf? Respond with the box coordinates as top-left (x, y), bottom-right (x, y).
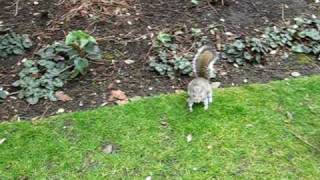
top-left (74, 57), bottom-right (89, 75)
top-left (27, 96), bottom-right (39, 105)
top-left (157, 32), bottom-right (172, 44)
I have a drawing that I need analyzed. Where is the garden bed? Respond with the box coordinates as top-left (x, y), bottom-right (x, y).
top-left (0, 0), bottom-right (320, 121)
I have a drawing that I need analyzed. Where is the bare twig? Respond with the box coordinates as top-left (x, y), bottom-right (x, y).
top-left (14, 0), bottom-right (20, 16)
top-left (40, 105), bottom-right (51, 120)
top-left (206, 0), bottom-right (218, 14)
top-left (281, 3), bottom-right (285, 21)
top-left (286, 128), bottom-right (320, 152)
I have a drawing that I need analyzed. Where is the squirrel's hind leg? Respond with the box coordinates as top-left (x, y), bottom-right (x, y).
top-left (188, 99), bottom-right (194, 112)
top-left (204, 98), bottom-right (209, 110)
top-left (208, 90), bottom-right (213, 104)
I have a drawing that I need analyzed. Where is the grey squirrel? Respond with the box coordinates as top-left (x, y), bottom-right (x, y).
top-left (187, 46), bottom-right (220, 112)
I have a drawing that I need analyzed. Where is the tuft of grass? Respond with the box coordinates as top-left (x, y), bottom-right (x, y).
top-left (1, 76), bottom-right (320, 179)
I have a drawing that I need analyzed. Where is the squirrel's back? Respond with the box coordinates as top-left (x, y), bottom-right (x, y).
top-left (193, 46), bottom-right (218, 79)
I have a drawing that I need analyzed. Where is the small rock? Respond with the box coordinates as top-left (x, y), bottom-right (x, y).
top-left (233, 63), bottom-right (239, 68)
top-left (56, 108), bottom-right (65, 114)
top-left (145, 176), bottom-right (152, 180)
top-left (291, 72), bottom-right (301, 77)
top-left (100, 102), bottom-right (108, 106)
top-left (79, 101), bottom-right (84, 107)
top-left (33, 1), bottom-right (39, 5)
top-left (270, 50), bottom-right (277, 55)
top-left (124, 59), bottom-right (135, 65)
top-left (187, 134), bottom-right (192, 143)
top-left (220, 18), bottom-right (225, 22)
top-left (148, 87), bottom-right (153, 91)
top-left (282, 52), bottom-right (289, 60)
top-left (243, 79), bottom-right (248, 83)
top-left (225, 32), bottom-right (234, 36)
top-left (33, 13), bottom-right (41, 16)
top-left (0, 138), bottom-right (6, 145)
top-left (220, 71), bottom-right (227, 76)
top-left (256, 64), bottom-right (264, 69)
top-left (9, 96), bottom-right (17, 100)
top-left (115, 80), bottom-right (121, 84)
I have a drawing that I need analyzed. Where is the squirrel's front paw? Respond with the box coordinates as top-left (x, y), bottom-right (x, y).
top-left (189, 106), bottom-right (193, 112)
top-left (204, 100), bottom-right (209, 110)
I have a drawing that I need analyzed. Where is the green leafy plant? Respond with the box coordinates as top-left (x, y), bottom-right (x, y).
top-left (0, 32), bottom-right (32, 58)
top-left (149, 31), bottom-right (192, 79)
top-left (13, 31), bottom-right (102, 104)
top-left (191, 0), bottom-right (200, 5)
top-left (0, 87), bottom-right (9, 103)
top-left (224, 16), bottom-right (320, 65)
top-left (149, 28), bottom-right (208, 78)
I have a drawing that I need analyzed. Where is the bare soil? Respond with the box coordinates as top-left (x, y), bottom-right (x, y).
top-left (0, 0), bottom-right (320, 121)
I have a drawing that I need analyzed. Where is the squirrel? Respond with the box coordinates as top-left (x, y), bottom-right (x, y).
top-left (187, 45), bottom-right (220, 112)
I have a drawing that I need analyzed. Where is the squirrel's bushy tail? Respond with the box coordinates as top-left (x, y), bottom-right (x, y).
top-left (192, 46), bottom-right (219, 79)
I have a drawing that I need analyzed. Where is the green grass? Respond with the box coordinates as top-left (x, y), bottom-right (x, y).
top-left (1, 76), bottom-right (320, 179)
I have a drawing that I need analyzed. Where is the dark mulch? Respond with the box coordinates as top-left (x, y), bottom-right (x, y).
top-left (0, 0), bottom-right (319, 121)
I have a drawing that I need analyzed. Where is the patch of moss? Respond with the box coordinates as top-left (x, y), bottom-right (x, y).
top-left (294, 53), bottom-right (315, 64)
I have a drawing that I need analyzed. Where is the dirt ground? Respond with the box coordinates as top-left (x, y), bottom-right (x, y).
top-left (0, 0), bottom-right (320, 121)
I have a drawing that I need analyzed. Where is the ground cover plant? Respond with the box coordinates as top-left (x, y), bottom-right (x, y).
top-left (0, 32), bottom-right (32, 58)
top-left (149, 16), bottom-right (320, 77)
top-left (12, 30), bottom-right (101, 104)
top-left (0, 76), bottom-right (319, 178)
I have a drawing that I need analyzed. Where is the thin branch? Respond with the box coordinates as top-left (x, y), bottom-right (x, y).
top-left (14, 0), bottom-right (20, 16)
top-left (286, 128), bottom-right (320, 152)
top-left (281, 3), bottom-right (285, 22)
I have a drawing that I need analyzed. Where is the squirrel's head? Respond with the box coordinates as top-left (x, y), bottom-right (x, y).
top-left (189, 86), bottom-right (207, 103)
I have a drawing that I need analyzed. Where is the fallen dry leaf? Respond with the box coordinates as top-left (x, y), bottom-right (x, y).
top-left (109, 90), bottom-right (128, 105)
top-left (55, 91), bottom-right (73, 102)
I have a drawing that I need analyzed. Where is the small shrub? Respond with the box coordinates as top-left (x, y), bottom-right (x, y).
top-left (149, 28), bottom-right (208, 78)
top-left (0, 32), bottom-right (32, 58)
top-left (224, 16), bottom-right (320, 65)
top-left (13, 31), bottom-right (102, 104)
